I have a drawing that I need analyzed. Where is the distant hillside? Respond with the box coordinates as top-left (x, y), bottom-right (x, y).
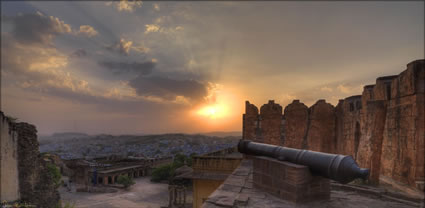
top-left (39, 133), bottom-right (240, 160)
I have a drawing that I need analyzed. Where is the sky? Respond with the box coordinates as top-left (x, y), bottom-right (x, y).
top-left (1, 1), bottom-right (424, 135)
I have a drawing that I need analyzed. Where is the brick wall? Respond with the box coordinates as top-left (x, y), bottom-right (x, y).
top-left (282, 100), bottom-right (308, 149)
top-left (306, 100), bottom-right (336, 153)
top-left (259, 101), bottom-right (282, 145)
top-left (242, 101), bottom-right (259, 142)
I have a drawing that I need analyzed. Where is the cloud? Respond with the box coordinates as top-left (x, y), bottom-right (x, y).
top-left (1, 33), bottom-right (66, 74)
top-left (132, 45), bottom-right (150, 53)
top-left (320, 86), bottom-right (333, 92)
top-left (334, 83), bottom-right (364, 95)
top-left (337, 84), bottom-right (350, 94)
top-left (277, 93), bottom-right (297, 106)
top-left (106, 38), bottom-right (148, 55)
top-left (1, 33), bottom-right (97, 101)
top-left (70, 49), bottom-right (88, 58)
top-left (106, 0), bottom-right (143, 12)
top-left (145, 24), bottom-right (160, 34)
top-left (2, 32), bottom-right (174, 109)
top-left (2, 11), bottom-right (99, 45)
top-left (98, 61), bottom-right (155, 75)
top-left (153, 3), bottom-right (160, 11)
top-left (144, 24), bottom-right (184, 35)
top-left (154, 16), bottom-right (171, 24)
top-left (76, 25), bottom-right (98, 37)
top-left (2, 11), bottom-right (72, 45)
top-left (128, 75), bottom-right (209, 102)
top-left (106, 38), bottom-right (132, 55)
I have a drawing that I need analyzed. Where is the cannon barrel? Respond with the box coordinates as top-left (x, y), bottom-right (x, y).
top-left (238, 140), bottom-right (369, 184)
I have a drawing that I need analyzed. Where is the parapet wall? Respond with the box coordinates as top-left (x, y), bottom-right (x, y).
top-left (242, 59), bottom-right (425, 190)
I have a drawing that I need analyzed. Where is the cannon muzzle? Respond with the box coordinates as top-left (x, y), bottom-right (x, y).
top-left (238, 140), bottom-right (369, 184)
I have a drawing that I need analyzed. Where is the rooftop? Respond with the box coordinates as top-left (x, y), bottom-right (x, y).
top-left (91, 164), bottom-right (146, 174)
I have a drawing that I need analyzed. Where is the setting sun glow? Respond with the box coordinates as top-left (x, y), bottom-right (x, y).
top-left (197, 104), bottom-right (228, 119)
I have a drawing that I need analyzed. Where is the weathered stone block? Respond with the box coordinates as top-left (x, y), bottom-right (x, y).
top-left (252, 156), bottom-right (329, 203)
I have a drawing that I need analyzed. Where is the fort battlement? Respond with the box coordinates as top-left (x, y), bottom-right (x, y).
top-left (243, 59), bottom-right (425, 191)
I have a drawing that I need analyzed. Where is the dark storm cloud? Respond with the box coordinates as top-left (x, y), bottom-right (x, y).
top-left (1, 33), bottom-right (64, 77)
top-left (129, 75), bottom-right (208, 101)
top-left (98, 61), bottom-right (155, 75)
top-left (70, 48), bottom-right (88, 58)
top-left (24, 84), bottom-right (185, 116)
top-left (2, 12), bottom-right (72, 45)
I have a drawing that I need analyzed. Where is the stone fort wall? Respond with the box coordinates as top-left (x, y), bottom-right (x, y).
top-left (0, 111), bottom-right (60, 207)
top-left (0, 112), bottom-right (20, 201)
top-left (242, 59), bottom-right (424, 190)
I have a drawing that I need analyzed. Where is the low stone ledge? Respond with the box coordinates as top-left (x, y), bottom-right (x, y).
top-left (331, 182), bottom-right (423, 207)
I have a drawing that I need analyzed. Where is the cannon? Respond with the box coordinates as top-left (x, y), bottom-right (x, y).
top-left (238, 140), bottom-right (369, 184)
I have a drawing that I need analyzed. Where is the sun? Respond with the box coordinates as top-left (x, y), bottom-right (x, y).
top-left (197, 104), bottom-right (227, 119)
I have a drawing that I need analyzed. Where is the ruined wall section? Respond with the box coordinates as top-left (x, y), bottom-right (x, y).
top-left (282, 100), bottom-right (309, 149)
top-left (16, 122), bottom-right (60, 207)
top-left (380, 60), bottom-right (424, 188)
top-left (306, 100), bottom-right (336, 153)
top-left (0, 111), bottom-right (60, 207)
top-left (259, 100), bottom-right (282, 146)
top-left (0, 112), bottom-right (20, 201)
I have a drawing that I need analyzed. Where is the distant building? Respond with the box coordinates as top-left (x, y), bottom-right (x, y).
top-left (178, 147), bottom-right (243, 208)
top-left (62, 155), bottom-right (172, 191)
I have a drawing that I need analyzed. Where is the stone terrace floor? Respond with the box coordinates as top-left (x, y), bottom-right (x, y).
top-left (60, 177), bottom-right (193, 208)
top-left (203, 160), bottom-right (424, 208)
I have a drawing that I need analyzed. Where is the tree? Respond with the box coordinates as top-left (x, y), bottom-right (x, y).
top-left (47, 163), bottom-right (62, 188)
top-left (172, 153), bottom-right (187, 168)
top-left (117, 175), bottom-right (135, 188)
top-left (150, 164), bottom-right (173, 182)
top-left (151, 153), bottom-right (195, 183)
